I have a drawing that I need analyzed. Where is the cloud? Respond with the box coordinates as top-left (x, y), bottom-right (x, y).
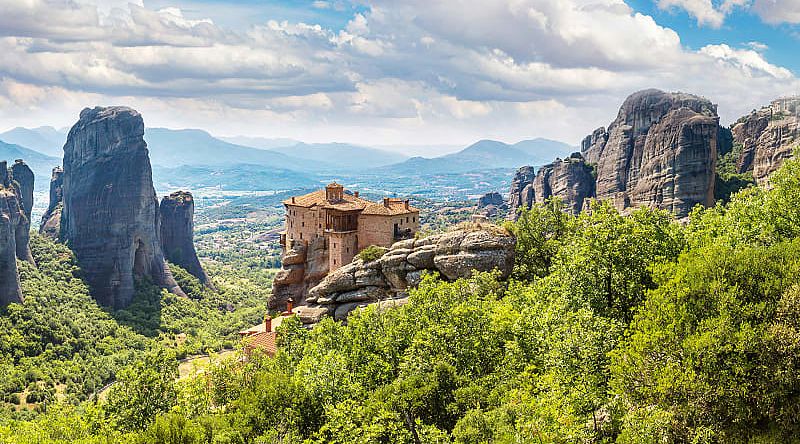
top-left (753, 0), bottom-right (800, 24)
top-left (0, 0), bottom-right (797, 146)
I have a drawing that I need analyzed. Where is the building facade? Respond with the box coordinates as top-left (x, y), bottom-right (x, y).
top-left (281, 183), bottom-right (420, 271)
top-left (771, 96), bottom-right (800, 115)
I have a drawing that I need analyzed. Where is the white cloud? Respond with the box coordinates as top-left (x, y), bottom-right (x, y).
top-left (753, 0), bottom-right (800, 24)
top-left (0, 0), bottom-right (797, 146)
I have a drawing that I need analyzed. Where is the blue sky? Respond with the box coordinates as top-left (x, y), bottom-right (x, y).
top-left (0, 0), bottom-right (798, 147)
top-left (627, 0), bottom-right (799, 73)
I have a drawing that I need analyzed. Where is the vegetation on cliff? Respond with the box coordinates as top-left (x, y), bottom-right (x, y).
top-left (4, 154), bottom-right (800, 442)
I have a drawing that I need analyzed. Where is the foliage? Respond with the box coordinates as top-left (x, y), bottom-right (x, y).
top-left (356, 245), bottom-right (388, 263)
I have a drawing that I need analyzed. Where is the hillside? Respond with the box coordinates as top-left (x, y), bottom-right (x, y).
top-left (269, 142), bottom-right (409, 170)
top-left (152, 163), bottom-right (318, 191)
top-left (381, 138), bottom-right (573, 174)
top-left (0, 127), bottom-right (66, 157)
top-left (144, 128), bottom-right (334, 171)
top-left (0, 140), bottom-right (61, 190)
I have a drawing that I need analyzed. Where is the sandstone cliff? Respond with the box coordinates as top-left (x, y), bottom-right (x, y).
top-left (732, 106), bottom-right (799, 186)
top-left (159, 191), bottom-right (210, 286)
top-left (40, 166), bottom-right (64, 240)
top-left (581, 89), bottom-right (718, 217)
top-left (0, 163), bottom-right (25, 306)
top-left (61, 106), bottom-right (184, 308)
top-left (11, 160), bottom-right (35, 264)
top-left (507, 154), bottom-right (595, 218)
top-left (271, 236), bottom-right (329, 311)
top-left (292, 226), bottom-right (515, 325)
top-left (476, 191), bottom-right (507, 218)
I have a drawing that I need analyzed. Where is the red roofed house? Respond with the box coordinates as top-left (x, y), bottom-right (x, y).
top-left (281, 182), bottom-right (420, 272)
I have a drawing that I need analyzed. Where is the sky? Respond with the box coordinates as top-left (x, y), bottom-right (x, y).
top-left (0, 0), bottom-right (799, 149)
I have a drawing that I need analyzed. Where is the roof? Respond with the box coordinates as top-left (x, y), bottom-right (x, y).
top-left (238, 323), bottom-right (269, 335)
top-left (283, 189), bottom-right (371, 210)
top-left (243, 332), bottom-right (277, 356)
top-left (283, 188), bottom-right (419, 215)
top-left (362, 200), bottom-right (420, 216)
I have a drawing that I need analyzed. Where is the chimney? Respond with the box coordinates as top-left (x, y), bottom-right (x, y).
top-left (404, 200), bottom-right (409, 210)
top-left (264, 314), bottom-right (272, 332)
top-left (286, 298), bottom-right (294, 313)
top-left (354, 191), bottom-right (359, 198)
top-left (383, 197), bottom-right (389, 207)
top-left (291, 196), bottom-right (296, 204)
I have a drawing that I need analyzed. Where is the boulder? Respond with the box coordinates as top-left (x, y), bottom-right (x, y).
top-left (298, 226), bottom-right (515, 325)
top-left (60, 106), bottom-right (184, 308)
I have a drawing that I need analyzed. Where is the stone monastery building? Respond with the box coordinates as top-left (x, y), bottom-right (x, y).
top-left (281, 182), bottom-right (420, 271)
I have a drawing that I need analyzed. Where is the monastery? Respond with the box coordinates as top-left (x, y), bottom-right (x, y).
top-left (280, 182), bottom-right (420, 272)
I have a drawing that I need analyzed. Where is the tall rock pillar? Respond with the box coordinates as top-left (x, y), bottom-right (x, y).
top-left (61, 106), bottom-right (184, 308)
top-left (11, 160), bottom-right (35, 264)
top-left (159, 191), bottom-right (211, 287)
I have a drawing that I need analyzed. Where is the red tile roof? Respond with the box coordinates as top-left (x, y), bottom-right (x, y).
top-left (244, 332), bottom-right (277, 357)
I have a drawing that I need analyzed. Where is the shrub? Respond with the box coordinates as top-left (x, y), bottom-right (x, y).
top-left (357, 245), bottom-right (388, 263)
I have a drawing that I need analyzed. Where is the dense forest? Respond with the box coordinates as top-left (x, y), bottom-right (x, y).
top-left (4, 154), bottom-right (800, 442)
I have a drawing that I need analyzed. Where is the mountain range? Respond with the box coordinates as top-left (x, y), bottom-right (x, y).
top-left (0, 126), bottom-right (573, 191)
top-left (378, 138), bottom-right (575, 175)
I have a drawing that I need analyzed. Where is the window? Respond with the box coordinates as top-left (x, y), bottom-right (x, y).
top-left (333, 259), bottom-right (337, 265)
top-left (300, 233), bottom-right (303, 240)
top-left (346, 247), bottom-right (350, 253)
top-left (406, 217), bottom-right (409, 223)
top-left (413, 217), bottom-right (416, 223)
top-left (301, 222), bottom-right (305, 227)
top-left (334, 243), bottom-right (337, 248)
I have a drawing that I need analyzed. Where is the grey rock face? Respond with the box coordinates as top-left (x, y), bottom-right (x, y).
top-left (159, 191), bottom-right (210, 286)
top-left (11, 160), bottom-right (35, 264)
top-left (507, 165), bottom-right (536, 220)
top-left (271, 236), bottom-right (328, 311)
top-left (478, 192), bottom-right (505, 209)
top-left (40, 167), bottom-right (64, 240)
top-left (61, 106), bottom-right (184, 308)
top-left (0, 164), bottom-right (25, 306)
top-left (507, 154), bottom-right (595, 217)
top-left (581, 89), bottom-right (718, 217)
top-left (295, 227), bottom-right (515, 325)
top-left (732, 105), bottom-right (800, 186)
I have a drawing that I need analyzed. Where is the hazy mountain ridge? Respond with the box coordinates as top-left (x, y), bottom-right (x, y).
top-left (378, 138), bottom-right (575, 174)
top-left (0, 126), bottom-right (66, 157)
top-left (0, 140), bottom-right (61, 190)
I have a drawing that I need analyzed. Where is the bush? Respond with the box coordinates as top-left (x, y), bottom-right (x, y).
top-left (357, 245), bottom-right (388, 263)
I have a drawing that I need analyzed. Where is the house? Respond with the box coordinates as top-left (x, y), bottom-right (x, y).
top-left (280, 182), bottom-right (420, 271)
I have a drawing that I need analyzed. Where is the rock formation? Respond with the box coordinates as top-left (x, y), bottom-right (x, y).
top-left (292, 227), bottom-right (515, 325)
top-left (11, 160), bottom-right (35, 264)
top-left (732, 103), bottom-right (800, 186)
top-left (159, 191), bottom-right (210, 286)
top-left (271, 236), bottom-right (329, 311)
top-left (507, 153), bottom-right (595, 218)
top-left (581, 89), bottom-right (719, 217)
top-left (508, 166), bottom-right (536, 220)
top-left (61, 106), bottom-right (184, 308)
top-left (40, 167), bottom-right (64, 240)
top-left (476, 191), bottom-right (508, 218)
top-left (0, 163), bottom-right (25, 306)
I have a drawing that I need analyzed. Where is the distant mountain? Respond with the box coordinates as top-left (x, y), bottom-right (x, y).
top-left (152, 163), bottom-right (318, 191)
top-left (269, 143), bottom-right (409, 170)
top-left (379, 138), bottom-right (574, 174)
top-left (219, 136), bottom-right (301, 150)
top-left (0, 140), bottom-right (61, 190)
top-left (144, 128), bottom-right (335, 171)
top-left (0, 126), bottom-right (66, 157)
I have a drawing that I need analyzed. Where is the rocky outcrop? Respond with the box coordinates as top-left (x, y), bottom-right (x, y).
top-left (61, 106), bottom-right (184, 309)
top-left (507, 166), bottom-right (536, 220)
top-left (293, 227), bottom-right (515, 325)
top-left (159, 191), bottom-right (210, 286)
top-left (271, 236), bottom-right (328, 311)
top-left (11, 160), bottom-right (34, 264)
top-left (507, 154), bottom-right (595, 218)
top-left (39, 167), bottom-right (64, 240)
top-left (732, 105), bottom-right (800, 186)
top-left (0, 163), bottom-right (25, 306)
top-left (476, 191), bottom-right (508, 218)
top-left (580, 89), bottom-right (718, 217)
